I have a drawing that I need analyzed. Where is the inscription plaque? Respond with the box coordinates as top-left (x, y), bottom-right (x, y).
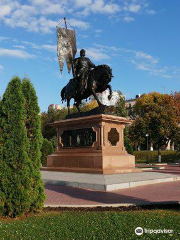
top-left (61, 128), bottom-right (96, 147)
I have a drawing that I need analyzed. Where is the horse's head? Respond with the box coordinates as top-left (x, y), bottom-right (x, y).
top-left (95, 64), bottom-right (113, 84)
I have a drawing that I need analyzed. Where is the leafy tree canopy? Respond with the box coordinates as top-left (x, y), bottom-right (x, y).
top-left (129, 92), bottom-right (179, 150)
top-left (115, 91), bottom-right (127, 117)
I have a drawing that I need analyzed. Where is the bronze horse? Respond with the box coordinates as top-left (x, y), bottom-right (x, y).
top-left (61, 65), bottom-right (113, 114)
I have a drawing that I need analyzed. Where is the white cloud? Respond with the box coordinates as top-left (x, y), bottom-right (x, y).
top-left (68, 18), bottom-right (90, 30)
top-left (43, 4), bottom-right (64, 15)
top-left (130, 53), bottom-right (179, 78)
top-left (75, 0), bottom-right (92, 7)
top-left (0, 1), bottom-right (88, 33)
top-left (30, 0), bottom-right (64, 15)
top-left (0, 5), bottom-right (12, 19)
top-left (147, 9), bottom-right (156, 15)
top-left (128, 4), bottom-right (141, 13)
top-left (13, 45), bottom-right (25, 49)
top-left (132, 62), bottom-right (174, 78)
top-left (30, 0), bottom-right (48, 5)
top-left (95, 29), bottom-right (102, 33)
top-left (0, 65), bottom-right (4, 71)
top-left (76, 47), bottom-right (109, 61)
top-left (79, 34), bottom-right (89, 38)
top-left (93, 43), bottom-right (180, 79)
top-left (123, 16), bottom-right (135, 22)
top-left (21, 40), bottom-right (56, 52)
top-left (122, 0), bottom-right (156, 20)
top-left (3, 7), bottom-right (89, 33)
top-left (86, 48), bottom-right (110, 61)
top-left (0, 36), bottom-right (9, 41)
top-left (88, 0), bottom-right (121, 14)
top-left (0, 0), bottom-right (156, 33)
top-left (21, 41), bottom-right (39, 48)
top-left (41, 44), bottom-right (56, 51)
top-left (0, 48), bottom-right (35, 59)
top-left (0, 0), bottom-right (21, 20)
top-left (134, 51), bottom-right (159, 64)
top-left (38, 17), bottom-right (57, 33)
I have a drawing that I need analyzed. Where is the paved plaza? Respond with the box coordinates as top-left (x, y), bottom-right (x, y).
top-left (43, 164), bottom-right (180, 207)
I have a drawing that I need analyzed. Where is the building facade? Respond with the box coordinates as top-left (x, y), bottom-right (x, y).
top-left (48, 104), bottom-right (63, 111)
top-left (90, 90), bottom-right (121, 106)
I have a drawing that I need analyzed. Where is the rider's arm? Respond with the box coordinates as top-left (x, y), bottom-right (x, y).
top-left (73, 58), bottom-right (78, 68)
top-left (88, 58), bottom-right (96, 68)
top-left (73, 58), bottom-right (78, 76)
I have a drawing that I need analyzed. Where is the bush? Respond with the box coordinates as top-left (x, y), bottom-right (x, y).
top-left (21, 78), bottom-right (45, 212)
top-left (124, 135), bottom-right (133, 154)
top-left (124, 128), bottom-right (133, 154)
top-left (0, 99), bottom-right (5, 213)
top-left (134, 150), bottom-right (180, 163)
top-left (41, 138), bottom-right (54, 167)
top-left (50, 136), bottom-right (57, 151)
top-left (0, 77), bottom-right (31, 217)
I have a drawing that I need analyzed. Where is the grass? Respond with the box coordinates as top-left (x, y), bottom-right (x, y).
top-left (134, 150), bottom-right (180, 164)
top-left (0, 209), bottom-right (180, 239)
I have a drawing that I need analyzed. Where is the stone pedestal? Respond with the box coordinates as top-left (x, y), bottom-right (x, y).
top-left (46, 114), bottom-right (141, 174)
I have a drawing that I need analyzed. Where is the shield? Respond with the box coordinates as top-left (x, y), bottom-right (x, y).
top-left (57, 27), bottom-right (77, 74)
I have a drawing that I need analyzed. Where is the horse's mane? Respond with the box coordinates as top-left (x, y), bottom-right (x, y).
top-left (95, 64), bottom-right (113, 77)
top-left (95, 64), bottom-right (111, 71)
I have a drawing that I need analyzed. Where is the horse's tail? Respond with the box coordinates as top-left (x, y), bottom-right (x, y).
top-left (61, 86), bottom-right (66, 103)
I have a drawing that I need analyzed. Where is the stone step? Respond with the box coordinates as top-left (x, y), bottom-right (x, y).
top-left (42, 171), bottom-right (180, 192)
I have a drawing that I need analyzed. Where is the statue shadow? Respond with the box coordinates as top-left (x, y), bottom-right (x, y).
top-left (45, 184), bottom-right (151, 205)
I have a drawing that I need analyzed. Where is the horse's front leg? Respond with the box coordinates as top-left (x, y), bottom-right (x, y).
top-left (67, 98), bottom-right (70, 114)
top-left (91, 88), bottom-right (102, 106)
top-left (107, 84), bottom-right (112, 100)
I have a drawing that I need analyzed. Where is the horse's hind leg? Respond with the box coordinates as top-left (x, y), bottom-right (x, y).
top-left (91, 88), bottom-right (102, 106)
top-left (74, 100), bottom-right (81, 112)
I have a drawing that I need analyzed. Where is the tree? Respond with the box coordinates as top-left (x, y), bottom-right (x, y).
top-left (21, 78), bottom-right (45, 211)
top-left (115, 91), bottom-right (133, 154)
top-left (115, 91), bottom-right (127, 117)
top-left (0, 98), bottom-right (5, 213)
top-left (124, 128), bottom-right (133, 154)
top-left (129, 92), bottom-right (179, 162)
top-left (173, 91), bottom-right (180, 123)
top-left (172, 92), bottom-right (180, 149)
top-left (0, 77), bottom-right (31, 217)
top-left (41, 138), bottom-right (54, 166)
top-left (81, 100), bottom-right (98, 112)
top-left (41, 107), bottom-right (68, 140)
top-left (0, 97), bottom-right (3, 162)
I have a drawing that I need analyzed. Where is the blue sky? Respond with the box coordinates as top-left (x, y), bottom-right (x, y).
top-left (0, 0), bottom-right (180, 112)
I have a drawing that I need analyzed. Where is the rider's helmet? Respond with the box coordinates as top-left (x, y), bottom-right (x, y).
top-left (80, 49), bottom-right (85, 56)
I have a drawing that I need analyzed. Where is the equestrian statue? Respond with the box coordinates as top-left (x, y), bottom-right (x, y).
top-left (57, 18), bottom-right (113, 114)
top-left (61, 49), bottom-right (113, 114)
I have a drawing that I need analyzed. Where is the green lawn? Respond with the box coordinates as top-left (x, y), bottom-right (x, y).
top-left (0, 209), bottom-right (180, 239)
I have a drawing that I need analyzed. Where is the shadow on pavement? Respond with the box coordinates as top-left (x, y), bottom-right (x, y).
top-left (45, 184), bottom-right (151, 205)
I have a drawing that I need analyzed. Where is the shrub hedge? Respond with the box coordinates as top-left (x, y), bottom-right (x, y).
top-left (41, 138), bottom-right (54, 167)
top-left (134, 150), bottom-right (180, 163)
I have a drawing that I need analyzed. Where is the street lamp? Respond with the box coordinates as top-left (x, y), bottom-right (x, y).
top-left (146, 134), bottom-right (149, 164)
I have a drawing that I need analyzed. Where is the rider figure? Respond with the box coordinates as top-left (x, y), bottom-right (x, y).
top-left (73, 49), bottom-right (96, 94)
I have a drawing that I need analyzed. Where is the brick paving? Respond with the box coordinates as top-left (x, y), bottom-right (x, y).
top-left (44, 165), bottom-right (180, 206)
